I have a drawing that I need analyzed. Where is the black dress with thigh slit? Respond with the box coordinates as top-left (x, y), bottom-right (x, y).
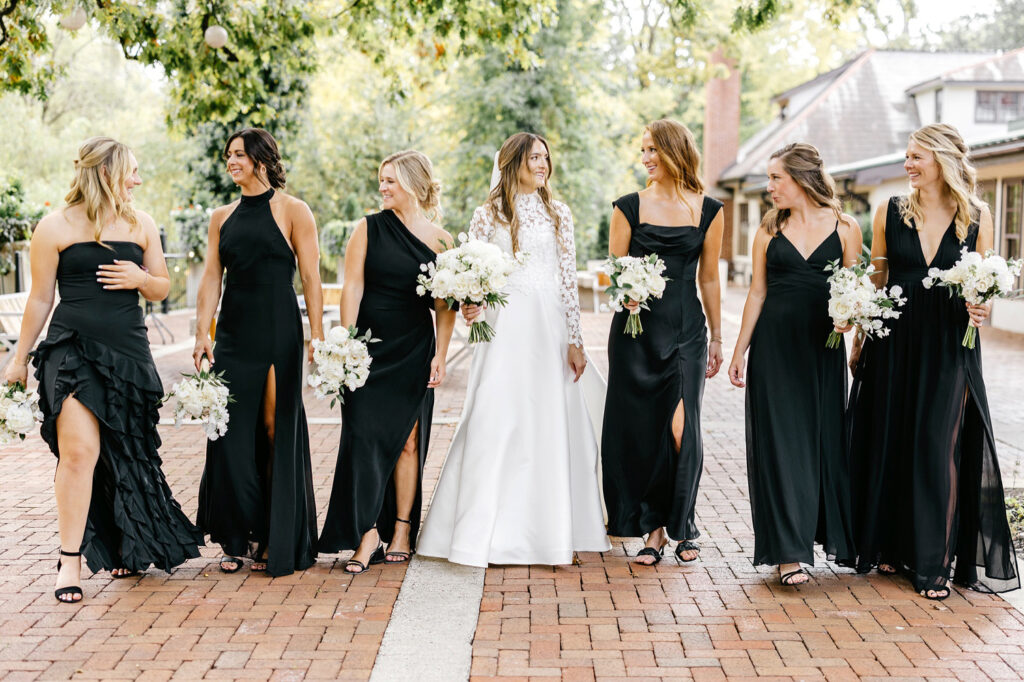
top-left (601, 192), bottom-right (722, 542)
top-left (848, 196), bottom-right (1019, 593)
top-left (196, 189), bottom-right (318, 577)
top-left (744, 227), bottom-right (855, 567)
top-left (318, 211), bottom-right (439, 554)
top-left (32, 240), bottom-right (203, 574)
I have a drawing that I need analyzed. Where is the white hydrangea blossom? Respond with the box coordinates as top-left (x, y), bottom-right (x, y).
top-left (307, 325), bottom-right (377, 407)
top-left (602, 254), bottom-right (668, 337)
top-left (0, 383), bottom-right (43, 444)
top-left (824, 259), bottom-right (907, 349)
top-left (164, 365), bottom-right (232, 440)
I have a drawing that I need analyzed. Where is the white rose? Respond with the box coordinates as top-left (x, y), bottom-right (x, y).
top-left (4, 404), bottom-right (36, 434)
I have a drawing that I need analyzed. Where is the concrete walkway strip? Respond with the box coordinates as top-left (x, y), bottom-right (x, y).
top-left (370, 557), bottom-right (485, 682)
top-left (158, 416), bottom-right (460, 426)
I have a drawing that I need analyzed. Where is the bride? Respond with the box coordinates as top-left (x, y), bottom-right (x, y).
top-left (417, 132), bottom-right (610, 566)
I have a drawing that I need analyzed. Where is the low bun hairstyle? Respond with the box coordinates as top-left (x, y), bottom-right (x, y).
top-left (224, 128), bottom-right (286, 190)
top-left (64, 136), bottom-right (140, 244)
top-left (760, 143), bottom-right (842, 237)
top-left (379, 150), bottom-right (443, 221)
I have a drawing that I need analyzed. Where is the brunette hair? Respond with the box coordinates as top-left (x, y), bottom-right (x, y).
top-left (223, 128), bottom-right (286, 189)
top-left (645, 119), bottom-right (704, 216)
top-left (760, 143), bottom-right (842, 236)
top-left (486, 132), bottom-right (564, 254)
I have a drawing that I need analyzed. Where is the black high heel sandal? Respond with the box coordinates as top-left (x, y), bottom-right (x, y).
top-left (219, 556), bottom-right (244, 573)
top-left (633, 534), bottom-right (668, 566)
top-left (251, 544), bottom-right (269, 572)
top-left (345, 528), bottom-right (386, 574)
top-left (385, 518), bottom-right (413, 564)
top-left (675, 540), bottom-right (700, 562)
top-left (54, 549), bottom-right (84, 604)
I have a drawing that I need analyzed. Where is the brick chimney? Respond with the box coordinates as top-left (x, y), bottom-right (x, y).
top-left (703, 48), bottom-right (740, 263)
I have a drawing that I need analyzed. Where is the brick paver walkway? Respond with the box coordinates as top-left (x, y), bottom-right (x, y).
top-left (1, 289), bottom-right (1022, 681)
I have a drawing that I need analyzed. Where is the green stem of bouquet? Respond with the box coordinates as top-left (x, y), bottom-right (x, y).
top-left (962, 325), bottom-right (977, 349)
top-left (624, 311), bottom-right (643, 338)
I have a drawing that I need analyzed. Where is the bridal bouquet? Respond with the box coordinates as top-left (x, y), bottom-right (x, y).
top-left (308, 325), bottom-right (378, 408)
top-left (416, 232), bottom-right (519, 344)
top-left (164, 359), bottom-right (232, 440)
top-left (0, 382), bottom-right (43, 444)
top-left (922, 248), bottom-right (1023, 349)
top-left (824, 258), bottom-right (907, 349)
top-left (602, 254), bottom-right (668, 337)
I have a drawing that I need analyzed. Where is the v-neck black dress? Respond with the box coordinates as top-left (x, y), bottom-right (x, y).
top-left (196, 189), bottom-right (318, 577)
top-left (848, 196), bottom-right (1019, 593)
top-left (745, 227), bottom-right (854, 567)
top-left (318, 211), bottom-right (439, 554)
top-left (601, 192), bottom-right (722, 542)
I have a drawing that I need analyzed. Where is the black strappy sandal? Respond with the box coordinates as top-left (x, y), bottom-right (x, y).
top-left (345, 544), bottom-right (385, 574)
top-left (878, 563), bottom-right (897, 575)
top-left (675, 540), bottom-right (700, 562)
top-left (385, 518), bottom-right (413, 564)
top-left (219, 556), bottom-right (244, 574)
top-left (920, 580), bottom-right (951, 601)
top-left (632, 534), bottom-right (668, 566)
top-left (780, 567), bottom-right (810, 586)
top-left (54, 549), bottom-right (84, 604)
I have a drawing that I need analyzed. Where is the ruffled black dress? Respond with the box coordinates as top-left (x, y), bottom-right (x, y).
top-left (32, 240), bottom-right (203, 574)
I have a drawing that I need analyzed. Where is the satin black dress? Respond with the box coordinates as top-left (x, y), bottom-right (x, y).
top-left (601, 192), bottom-right (722, 541)
top-left (196, 189), bottom-right (317, 577)
top-left (32, 240), bottom-right (203, 573)
top-left (745, 227), bottom-right (855, 567)
top-left (848, 197), bottom-right (1019, 594)
top-left (318, 211), bottom-right (438, 554)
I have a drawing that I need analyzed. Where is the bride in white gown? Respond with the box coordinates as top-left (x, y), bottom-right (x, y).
top-left (417, 132), bottom-right (610, 566)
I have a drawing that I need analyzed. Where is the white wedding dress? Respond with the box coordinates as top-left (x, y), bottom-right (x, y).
top-left (418, 192), bottom-right (611, 566)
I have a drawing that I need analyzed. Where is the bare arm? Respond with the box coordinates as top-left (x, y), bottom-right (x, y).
top-left (290, 199), bottom-right (324, 355)
top-left (728, 229), bottom-right (770, 387)
top-left (339, 218), bottom-right (367, 329)
top-left (869, 201), bottom-right (888, 288)
top-left (839, 214), bottom-right (863, 267)
top-left (192, 206), bottom-right (228, 369)
top-left (608, 206), bottom-right (631, 258)
top-left (699, 207), bottom-right (725, 378)
top-left (138, 214), bottom-right (171, 301)
top-left (967, 205), bottom-right (996, 328)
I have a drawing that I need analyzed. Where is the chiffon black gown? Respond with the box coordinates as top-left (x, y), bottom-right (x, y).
top-left (32, 240), bottom-right (203, 574)
top-left (848, 197), bottom-right (1019, 594)
top-left (196, 189), bottom-right (317, 577)
top-left (318, 211), bottom-right (438, 554)
top-left (745, 227), bottom-right (855, 567)
top-left (602, 192), bottom-right (722, 542)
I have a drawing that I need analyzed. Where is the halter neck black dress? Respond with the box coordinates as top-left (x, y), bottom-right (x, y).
top-left (601, 192), bottom-right (722, 542)
top-left (196, 189), bottom-right (317, 577)
top-left (745, 227), bottom-right (854, 567)
top-left (848, 197), bottom-right (1019, 593)
top-left (32, 240), bottom-right (203, 573)
top-left (318, 211), bottom-right (438, 554)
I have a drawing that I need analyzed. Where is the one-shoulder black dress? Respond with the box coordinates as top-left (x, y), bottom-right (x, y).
top-left (601, 192), bottom-right (723, 542)
top-left (848, 197), bottom-right (1019, 593)
top-left (32, 240), bottom-right (203, 573)
top-left (745, 228), bottom-right (855, 567)
top-left (196, 189), bottom-right (317, 577)
top-left (318, 211), bottom-right (438, 554)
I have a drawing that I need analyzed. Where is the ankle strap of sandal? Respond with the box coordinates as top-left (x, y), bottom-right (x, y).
top-left (395, 518), bottom-right (411, 524)
top-left (59, 549), bottom-right (82, 557)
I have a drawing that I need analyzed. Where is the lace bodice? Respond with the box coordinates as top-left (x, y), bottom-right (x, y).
top-left (469, 193), bottom-right (583, 346)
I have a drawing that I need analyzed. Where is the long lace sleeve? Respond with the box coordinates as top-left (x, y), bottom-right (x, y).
top-left (470, 205), bottom-right (495, 243)
top-left (555, 202), bottom-right (584, 346)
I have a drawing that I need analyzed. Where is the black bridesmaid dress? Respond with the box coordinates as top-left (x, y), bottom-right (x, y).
top-left (318, 211), bottom-right (439, 554)
top-left (848, 197), bottom-right (1019, 594)
top-left (32, 241), bottom-right (203, 573)
top-left (745, 227), bottom-right (855, 567)
top-left (196, 189), bottom-right (317, 577)
top-left (601, 192), bottom-right (722, 542)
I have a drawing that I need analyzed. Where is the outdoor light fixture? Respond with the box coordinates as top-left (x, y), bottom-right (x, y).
top-left (59, 6), bottom-right (87, 31)
top-left (204, 24), bottom-right (228, 49)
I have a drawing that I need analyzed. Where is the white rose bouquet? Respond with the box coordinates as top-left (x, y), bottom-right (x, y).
top-left (824, 258), bottom-right (907, 349)
top-left (416, 232), bottom-right (519, 344)
top-left (0, 382), bottom-right (43, 444)
top-left (308, 325), bottom-right (379, 408)
top-left (602, 254), bottom-right (668, 338)
top-left (163, 359), bottom-right (232, 440)
top-left (922, 248), bottom-right (1023, 349)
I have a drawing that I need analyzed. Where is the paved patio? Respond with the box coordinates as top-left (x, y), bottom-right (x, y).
top-left (0, 287), bottom-right (1022, 681)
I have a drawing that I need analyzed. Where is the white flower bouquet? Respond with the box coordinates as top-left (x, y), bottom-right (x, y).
top-left (0, 382), bottom-right (43, 444)
top-left (602, 254), bottom-right (668, 337)
top-left (824, 258), bottom-right (907, 349)
top-left (416, 233), bottom-right (519, 344)
top-left (164, 359), bottom-right (232, 440)
top-left (922, 247), bottom-right (1023, 349)
top-left (308, 325), bottom-right (378, 408)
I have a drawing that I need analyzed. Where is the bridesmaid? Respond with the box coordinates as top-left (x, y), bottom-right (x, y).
top-left (193, 128), bottom-right (323, 577)
top-left (601, 119), bottom-right (724, 565)
top-left (727, 143), bottom-right (860, 585)
top-left (3, 137), bottom-right (202, 602)
top-left (848, 123), bottom-right (1019, 598)
top-left (318, 150), bottom-right (456, 573)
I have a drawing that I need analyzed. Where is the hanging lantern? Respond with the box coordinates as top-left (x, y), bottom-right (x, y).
top-left (60, 7), bottom-right (87, 31)
top-left (204, 25), bottom-right (228, 49)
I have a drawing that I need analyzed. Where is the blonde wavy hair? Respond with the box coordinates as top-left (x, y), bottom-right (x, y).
top-left (645, 119), bottom-right (704, 218)
top-left (760, 143), bottom-right (842, 237)
top-left (379, 150), bottom-right (442, 222)
top-left (64, 136), bottom-right (139, 243)
top-left (900, 123), bottom-right (983, 241)
top-left (486, 132), bottom-right (564, 255)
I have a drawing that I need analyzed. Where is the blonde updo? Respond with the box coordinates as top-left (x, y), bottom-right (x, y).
top-left (379, 150), bottom-right (442, 221)
top-left (64, 136), bottom-right (140, 244)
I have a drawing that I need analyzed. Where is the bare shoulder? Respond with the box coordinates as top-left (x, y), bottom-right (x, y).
top-left (31, 211), bottom-right (69, 244)
top-left (428, 225), bottom-right (454, 252)
top-left (277, 191), bottom-right (312, 214)
top-left (837, 213), bottom-right (860, 234)
top-left (752, 226), bottom-right (772, 252)
top-left (211, 201), bottom-right (238, 223)
top-left (135, 209), bottom-right (158, 230)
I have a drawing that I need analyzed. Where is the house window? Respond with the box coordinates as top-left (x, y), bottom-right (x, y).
top-left (975, 91), bottom-right (1024, 123)
top-left (934, 88), bottom-right (943, 122)
top-left (1003, 178), bottom-right (1023, 288)
top-left (736, 202), bottom-right (750, 257)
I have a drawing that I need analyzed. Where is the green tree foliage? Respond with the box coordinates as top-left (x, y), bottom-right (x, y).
top-left (933, 0), bottom-right (1024, 51)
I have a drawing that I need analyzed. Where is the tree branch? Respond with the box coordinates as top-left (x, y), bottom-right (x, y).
top-left (0, 0), bottom-right (20, 49)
